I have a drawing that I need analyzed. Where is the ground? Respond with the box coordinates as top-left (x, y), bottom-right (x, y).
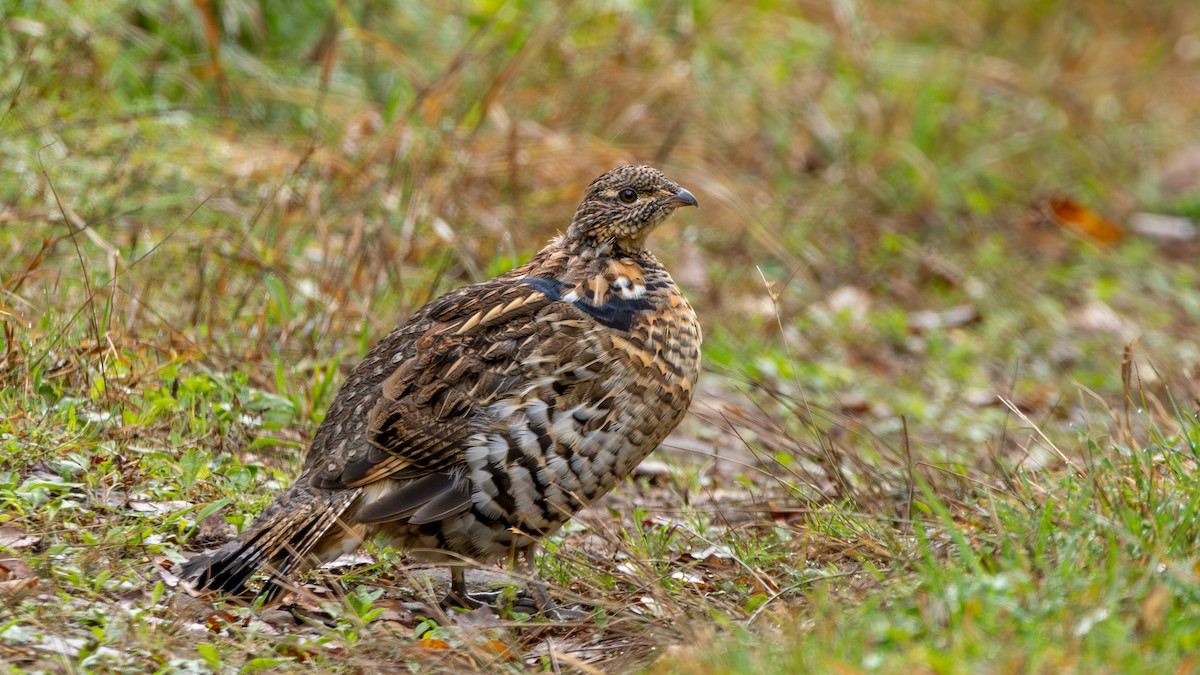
top-left (2, 1), bottom-right (1200, 673)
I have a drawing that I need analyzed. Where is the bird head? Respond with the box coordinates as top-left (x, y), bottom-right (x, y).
top-left (566, 165), bottom-right (698, 252)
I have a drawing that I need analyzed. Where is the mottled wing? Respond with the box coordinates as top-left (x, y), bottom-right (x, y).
top-left (310, 278), bottom-right (558, 492)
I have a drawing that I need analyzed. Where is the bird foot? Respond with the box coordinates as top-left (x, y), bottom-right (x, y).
top-left (536, 604), bottom-right (590, 622)
top-left (441, 588), bottom-right (588, 621)
top-left (440, 589), bottom-right (497, 610)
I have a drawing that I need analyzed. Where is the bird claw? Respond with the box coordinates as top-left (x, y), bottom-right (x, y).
top-left (538, 604), bottom-right (590, 622)
top-left (441, 589), bottom-right (499, 610)
top-left (441, 588), bottom-right (588, 621)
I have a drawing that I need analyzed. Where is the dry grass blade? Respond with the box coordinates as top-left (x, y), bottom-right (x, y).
top-left (2, 1), bottom-right (1200, 672)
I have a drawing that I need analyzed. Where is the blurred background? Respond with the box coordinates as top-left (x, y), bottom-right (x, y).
top-left (4, 1), bottom-right (1198, 435)
top-left (3, 1), bottom-right (1200, 670)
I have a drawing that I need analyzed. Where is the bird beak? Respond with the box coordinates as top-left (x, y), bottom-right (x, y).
top-left (664, 188), bottom-right (698, 209)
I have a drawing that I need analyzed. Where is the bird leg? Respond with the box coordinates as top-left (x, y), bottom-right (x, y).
top-left (519, 547), bottom-right (552, 611)
top-left (515, 549), bottom-right (589, 620)
top-left (443, 565), bottom-right (477, 608)
top-left (441, 564), bottom-right (518, 610)
top-left (440, 549), bottom-right (585, 619)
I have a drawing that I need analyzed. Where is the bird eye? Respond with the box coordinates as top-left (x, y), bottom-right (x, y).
top-left (618, 188), bottom-right (638, 203)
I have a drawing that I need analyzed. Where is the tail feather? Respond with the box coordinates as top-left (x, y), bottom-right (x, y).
top-left (181, 486), bottom-right (359, 599)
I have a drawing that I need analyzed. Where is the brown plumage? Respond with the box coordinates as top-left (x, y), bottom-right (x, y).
top-left (181, 165), bottom-right (702, 608)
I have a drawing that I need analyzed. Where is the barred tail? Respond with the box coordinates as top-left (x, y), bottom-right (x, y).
top-left (181, 486), bottom-right (359, 601)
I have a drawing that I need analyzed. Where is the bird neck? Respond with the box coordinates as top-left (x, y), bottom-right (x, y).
top-left (562, 234), bottom-right (646, 260)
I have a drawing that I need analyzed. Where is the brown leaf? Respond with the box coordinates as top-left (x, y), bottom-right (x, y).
top-left (0, 556), bottom-right (34, 580)
top-left (734, 572), bottom-right (780, 595)
top-left (1049, 197), bottom-right (1125, 246)
top-left (156, 563), bottom-right (183, 588)
top-left (205, 610), bottom-right (242, 632)
top-left (1138, 584), bottom-right (1170, 635)
top-left (455, 605), bottom-right (500, 629)
top-left (483, 639), bottom-right (516, 661)
top-left (0, 576), bottom-right (39, 596)
top-left (380, 620), bottom-right (415, 636)
top-left (370, 598), bottom-right (415, 625)
top-left (259, 609), bottom-right (299, 629)
top-left (418, 637), bottom-right (452, 650)
top-left (0, 525), bottom-right (40, 552)
top-left (1160, 144), bottom-right (1200, 196)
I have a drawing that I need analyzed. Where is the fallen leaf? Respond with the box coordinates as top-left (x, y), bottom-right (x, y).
top-left (631, 459), bottom-right (674, 481)
top-left (0, 576), bottom-right (39, 596)
top-left (1049, 197), bottom-right (1125, 245)
top-left (907, 304), bottom-right (980, 333)
top-left (837, 393), bottom-right (872, 414)
top-left (1129, 213), bottom-right (1196, 241)
top-left (734, 572), bottom-right (781, 595)
top-left (0, 525), bottom-right (40, 552)
top-left (380, 620), bottom-right (415, 636)
top-left (370, 598), bottom-right (415, 625)
top-left (320, 551), bottom-right (376, 570)
top-left (156, 563), bottom-right (183, 588)
top-left (127, 499), bottom-right (191, 514)
top-left (0, 556), bottom-right (34, 580)
top-left (1138, 584), bottom-right (1170, 635)
top-left (205, 610), bottom-right (242, 632)
top-left (1160, 144), bottom-right (1200, 196)
top-left (258, 609), bottom-right (299, 629)
top-left (966, 390), bottom-right (1003, 408)
top-left (813, 286), bottom-right (873, 325)
top-left (483, 639), bottom-right (516, 661)
top-left (418, 637), bottom-right (452, 650)
top-left (1174, 655), bottom-right (1198, 675)
top-left (455, 605), bottom-right (500, 628)
top-left (1072, 301), bottom-right (1140, 341)
top-left (636, 596), bottom-right (665, 617)
top-left (689, 545), bottom-right (735, 561)
top-left (35, 636), bottom-right (86, 658)
top-left (669, 569), bottom-right (712, 589)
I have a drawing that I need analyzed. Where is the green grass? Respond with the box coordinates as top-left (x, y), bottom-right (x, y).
top-left (2, 0), bottom-right (1200, 672)
top-left (666, 411), bottom-right (1200, 673)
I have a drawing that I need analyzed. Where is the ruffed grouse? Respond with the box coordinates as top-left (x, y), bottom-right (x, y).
top-left (182, 165), bottom-right (701, 610)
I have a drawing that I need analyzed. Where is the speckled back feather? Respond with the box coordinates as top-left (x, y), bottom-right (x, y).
top-left (181, 165), bottom-right (702, 600)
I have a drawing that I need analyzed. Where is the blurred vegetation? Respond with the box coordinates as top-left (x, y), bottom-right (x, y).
top-left (2, 0), bottom-right (1200, 672)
